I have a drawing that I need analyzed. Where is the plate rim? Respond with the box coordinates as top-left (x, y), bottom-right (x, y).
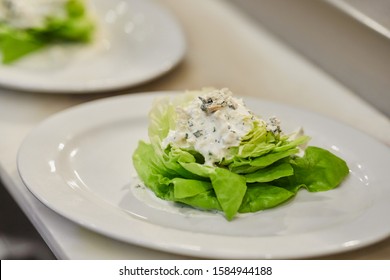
top-left (17, 91), bottom-right (390, 259)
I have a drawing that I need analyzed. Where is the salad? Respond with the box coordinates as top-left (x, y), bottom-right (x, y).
top-left (0, 0), bottom-right (95, 64)
top-left (133, 88), bottom-right (349, 220)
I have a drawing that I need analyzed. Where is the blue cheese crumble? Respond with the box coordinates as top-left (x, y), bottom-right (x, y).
top-left (162, 88), bottom-right (282, 166)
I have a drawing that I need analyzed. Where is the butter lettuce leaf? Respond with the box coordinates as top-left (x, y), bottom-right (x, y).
top-left (244, 162), bottom-right (294, 183)
top-left (0, 27), bottom-right (45, 63)
top-left (277, 146), bottom-right (350, 192)
top-left (239, 183), bottom-right (295, 213)
top-left (210, 168), bottom-right (247, 220)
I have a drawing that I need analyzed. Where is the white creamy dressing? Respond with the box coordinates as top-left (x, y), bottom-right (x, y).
top-left (162, 88), bottom-right (271, 165)
top-left (0, 0), bottom-right (67, 29)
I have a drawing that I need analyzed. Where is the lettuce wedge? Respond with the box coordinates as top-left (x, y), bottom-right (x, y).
top-left (132, 90), bottom-right (349, 220)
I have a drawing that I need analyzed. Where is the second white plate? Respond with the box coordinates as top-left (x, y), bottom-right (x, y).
top-left (0, 0), bottom-right (186, 93)
top-left (17, 92), bottom-right (390, 259)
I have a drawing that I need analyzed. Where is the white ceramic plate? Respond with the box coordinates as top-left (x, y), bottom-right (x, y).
top-left (17, 92), bottom-right (390, 259)
top-left (0, 0), bottom-right (186, 93)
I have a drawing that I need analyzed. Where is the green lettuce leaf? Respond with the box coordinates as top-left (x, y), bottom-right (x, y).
top-left (210, 168), bottom-right (247, 220)
top-left (239, 183), bottom-right (295, 213)
top-left (0, 28), bottom-right (45, 64)
top-left (282, 146), bottom-right (350, 192)
top-left (176, 190), bottom-right (222, 212)
top-left (132, 141), bottom-right (172, 199)
top-left (172, 178), bottom-right (212, 199)
top-left (227, 146), bottom-right (301, 174)
top-left (244, 162), bottom-right (294, 183)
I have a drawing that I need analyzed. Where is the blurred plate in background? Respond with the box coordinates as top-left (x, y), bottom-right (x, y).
top-left (0, 0), bottom-right (186, 93)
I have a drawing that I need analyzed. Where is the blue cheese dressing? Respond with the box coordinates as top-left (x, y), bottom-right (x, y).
top-left (162, 88), bottom-right (267, 165)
